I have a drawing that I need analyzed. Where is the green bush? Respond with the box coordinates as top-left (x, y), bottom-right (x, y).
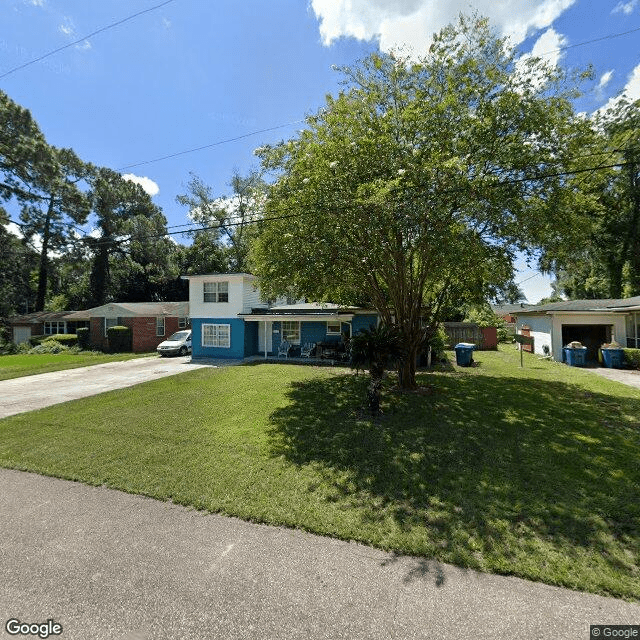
top-left (47, 333), bottom-right (78, 346)
top-left (28, 334), bottom-right (47, 347)
top-left (623, 348), bottom-right (640, 370)
top-left (29, 340), bottom-right (69, 354)
top-left (76, 327), bottom-right (90, 350)
top-left (107, 325), bottom-right (132, 353)
top-left (425, 325), bottom-right (448, 363)
top-left (0, 339), bottom-right (19, 355)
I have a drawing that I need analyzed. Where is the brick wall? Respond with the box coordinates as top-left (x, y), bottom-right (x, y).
top-left (89, 316), bottom-right (191, 352)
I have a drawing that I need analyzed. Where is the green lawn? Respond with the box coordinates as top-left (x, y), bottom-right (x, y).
top-left (0, 346), bottom-right (638, 600)
top-left (0, 351), bottom-right (153, 381)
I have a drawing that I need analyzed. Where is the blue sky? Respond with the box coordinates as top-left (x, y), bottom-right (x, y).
top-left (2, 0), bottom-right (639, 302)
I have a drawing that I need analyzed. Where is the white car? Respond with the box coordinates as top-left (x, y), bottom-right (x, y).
top-left (157, 330), bottom-right (192, 356)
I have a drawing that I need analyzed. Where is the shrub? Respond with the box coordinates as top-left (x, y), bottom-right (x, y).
top-left (76, 327), bottom-right (90, 350)
top-left (107, 325), bottom-right (131, 353)
top-left (0, 339), bottom-right (18, 355)
top-left (29, 340), bottom-right (69, 354)
top-left (28, 334), bottom-right (47, 347)
top-left (425, 325), bottom-right (448, 363)
top-left (623, 348), bottom-right (640, 370)
top-left (47, 333), bottom-right (78, 346)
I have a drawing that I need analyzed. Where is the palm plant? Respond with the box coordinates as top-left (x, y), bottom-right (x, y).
top-left (349, 324), bottom-right (404, 416)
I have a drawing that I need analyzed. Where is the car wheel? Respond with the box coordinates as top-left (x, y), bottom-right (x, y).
top-left (179, 346), bottom-right (187, 356)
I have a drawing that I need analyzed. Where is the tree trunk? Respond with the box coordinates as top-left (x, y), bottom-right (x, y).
top-left (35, 195), bottom-right (55, 312)
top-left (89, 244), bottom-right (110, 306)
top-left (397, 339), bottom-right (420, 389)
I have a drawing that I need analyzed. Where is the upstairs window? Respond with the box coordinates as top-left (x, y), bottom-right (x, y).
top-left (203, 281), bottom-right (229, 303)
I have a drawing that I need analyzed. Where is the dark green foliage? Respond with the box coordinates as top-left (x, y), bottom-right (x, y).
top-left (76, 327), bottom-right (90, 350)
top-left (350, 324), bottom-right (404, 415)
top-left (46, 334), bottom-right (77, 346)
top-left (106, 326), bottom-right (131, 353)
top-left (623, 348), bottom-right (640, 370)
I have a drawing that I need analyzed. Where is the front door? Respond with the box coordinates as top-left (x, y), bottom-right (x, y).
top-left (258, 322), bottom-right (272, 355)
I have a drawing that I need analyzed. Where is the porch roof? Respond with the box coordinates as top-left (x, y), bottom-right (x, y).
top-left (239, 302), bottom-right (360, 322)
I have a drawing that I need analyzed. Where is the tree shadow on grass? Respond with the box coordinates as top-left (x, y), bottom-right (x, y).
top-left (267, 370), bottom-right (640, 595)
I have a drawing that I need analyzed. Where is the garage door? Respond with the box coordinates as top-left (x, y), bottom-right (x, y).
top-left (13, 326), bottom-right (31, 344)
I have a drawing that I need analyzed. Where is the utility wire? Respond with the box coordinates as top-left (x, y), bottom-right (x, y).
top-left (0, 0), bottom-right (176, 80)
top-left (118, 120), bottom-right (305, 170)
top-left (537, 24), bottom-right (640, 58)
top-left (14, 157), bottom-right (631, 249)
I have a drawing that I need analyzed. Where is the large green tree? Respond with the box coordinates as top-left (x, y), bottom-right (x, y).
top-left (252, 15), bottom-right (593, 388)
top-left (84, 167), bottom-right (165, 306)
top-left (176, 170), bottom-right (265, 272)
top-left (541, 99), bottom-right (640, 299)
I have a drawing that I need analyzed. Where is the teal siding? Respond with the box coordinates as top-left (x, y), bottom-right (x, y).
top-left (192, 318), bottom-right (245, 359)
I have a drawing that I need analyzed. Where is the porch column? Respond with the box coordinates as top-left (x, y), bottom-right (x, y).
top-left (264, 321), bottom-right (267, 359)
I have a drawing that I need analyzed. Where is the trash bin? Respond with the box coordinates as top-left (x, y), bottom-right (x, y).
top-left (601, 347), bottom-right (624, 369)
top-left (454, 343), bottom-right (475, 367)
top-left (563, 346), bottom-right (587, 367)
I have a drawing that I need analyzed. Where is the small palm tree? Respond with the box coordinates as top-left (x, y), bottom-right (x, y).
top-left (349, 324), bottom-right (404, 416)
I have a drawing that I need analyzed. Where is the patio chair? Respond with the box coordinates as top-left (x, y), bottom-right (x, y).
top-left (277, 340), bottom-right (291, 358)
top-left (300, 342), bottom-right (316, 358)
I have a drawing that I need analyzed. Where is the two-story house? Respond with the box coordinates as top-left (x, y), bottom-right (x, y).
top-left (184, 273), bottom-right (379, 359)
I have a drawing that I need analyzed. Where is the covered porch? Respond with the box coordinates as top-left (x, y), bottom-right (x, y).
top-left (239, 304), bottom-right (378, 360)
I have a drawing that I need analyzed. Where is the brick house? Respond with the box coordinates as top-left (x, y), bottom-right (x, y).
top-left (64, 302), bottom-right (190, 352)
top-left (7, 311), bottom-right (89, 344)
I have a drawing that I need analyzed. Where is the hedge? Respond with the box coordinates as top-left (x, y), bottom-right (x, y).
top-left (623, 348), bottom-right (640, 370)
top-left (107, 325), bottom-right (132, 353)
top-left (76, 327), bottom-right (90, 350)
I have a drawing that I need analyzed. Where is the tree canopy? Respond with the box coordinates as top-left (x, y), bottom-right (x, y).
top-left (252, 15), bottom-right (594, 387)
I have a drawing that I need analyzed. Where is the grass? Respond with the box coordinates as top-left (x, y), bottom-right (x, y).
top-left (0, 351), bottom-right (153, 381)
top-left (0, 345), bottom-right (638, 600)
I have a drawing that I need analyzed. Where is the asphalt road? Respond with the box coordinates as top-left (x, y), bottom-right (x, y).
top-left (0, 356), bottom-right (219, 418)
top-left (0, 469), bottom-right (638, 640)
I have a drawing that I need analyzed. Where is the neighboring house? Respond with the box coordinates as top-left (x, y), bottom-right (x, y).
top-left (7, 311), bottom-right (89, 344)
top-left (514, 296), bottom-right (640, 362)
top-left (491, 303), bottom-right (534, 324)
top-left (184, 273), bottom-right (379, 359)
top-left (64, 302), bottom-right (190, 353)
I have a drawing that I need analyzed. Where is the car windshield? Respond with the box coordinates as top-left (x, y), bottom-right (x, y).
top-left (167, 331), bottom-right (189, 342)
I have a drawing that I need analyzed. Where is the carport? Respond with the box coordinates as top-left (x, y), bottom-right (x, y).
top-left (561, 324), bottom-right (612, 361)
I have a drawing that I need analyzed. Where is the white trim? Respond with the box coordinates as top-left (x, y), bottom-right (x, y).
top-left (202, 323), bottom-right (231, 348)
top-left (326, 320), bottom-right (341, 335)
top-left (203, 281), bottom-right (229, 303)
top-left (281, 320), bottom-right (300, 345)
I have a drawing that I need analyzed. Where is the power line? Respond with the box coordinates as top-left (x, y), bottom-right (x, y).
top-left (19, 156), bottom-right (631, 249)
top-left (0, 0), bottom-right (176, 80)
top-left (534, 24), bottom-right (640, 58)
top-left (118, 120), bottom-right (305, 170)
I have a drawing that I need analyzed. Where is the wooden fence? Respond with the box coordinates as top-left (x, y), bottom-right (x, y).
top-left (442, 322), bottom-right (497, 350)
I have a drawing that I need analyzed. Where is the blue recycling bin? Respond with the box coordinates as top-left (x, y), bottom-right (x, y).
top-left (454, 343), bottom-right (475, 367)
top-left (601, 348), bottom-right (624, 369)
top-left (563, 346), bottom-right (587, 367)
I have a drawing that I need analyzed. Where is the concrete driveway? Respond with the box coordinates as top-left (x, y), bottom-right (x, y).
top-left (0, 469), bottom-right (638, 640)
top-left (0, 356), bottom-right (220, 419)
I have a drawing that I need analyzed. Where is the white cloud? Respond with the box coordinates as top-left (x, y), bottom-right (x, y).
top-left (162, 17), bottom-right (171, 28)
top-left (75, 40), bottom-right (91, 51)
top-left (514, 28), bottom-right (567, 89)
top-left (597, 62), bottom-right (640, 113)
top-left (612, 0), bottom-right (638, 14)
top-left (597, 70), bottom-right (614, 91)
top-left (122, 174), bottom-right (160, 197)
top-left (310, 0), bottom-right (576, 53)
top-left (58, 17), bottom-right (75, 37)
top-left (25, 0), bottom-right (45, 6)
